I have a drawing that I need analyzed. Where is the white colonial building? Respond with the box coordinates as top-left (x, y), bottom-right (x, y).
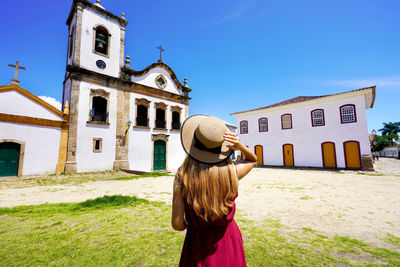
top-left (0, 0), bottom-right (191, 176)
top-left (63, 0), bottom-right (191, 173)
top-left (231, 87), bottom-right (376, 170)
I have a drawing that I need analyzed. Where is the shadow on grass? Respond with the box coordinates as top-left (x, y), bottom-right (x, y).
top-left (113, 172), bottom-right (174, 181)
top-left (73, 195), bottom-right (149, 209)
top-left (0, 195), bottom-right (152, 215)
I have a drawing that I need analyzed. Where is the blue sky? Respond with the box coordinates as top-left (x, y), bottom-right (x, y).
top-left (1, 0), bottom-right (399, 132)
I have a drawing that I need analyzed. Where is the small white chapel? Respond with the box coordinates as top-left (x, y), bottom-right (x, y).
top-left (0, 0), bottom-right (192, 176)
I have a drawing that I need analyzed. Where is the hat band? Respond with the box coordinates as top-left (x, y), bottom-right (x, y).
top-left (193, 133), bottom-right (222, 154)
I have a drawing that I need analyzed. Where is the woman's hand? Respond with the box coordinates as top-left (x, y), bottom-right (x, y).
top-left (224, 132), bottom-right (242, 151)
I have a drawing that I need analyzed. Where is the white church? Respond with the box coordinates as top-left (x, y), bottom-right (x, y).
top-left (231, 86), bottom-right (375, 171)
top-left (0, 0), bottom-right (191, 176)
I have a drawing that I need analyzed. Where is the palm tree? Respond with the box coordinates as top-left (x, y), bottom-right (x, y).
top-left (379, 122), bottom-right (400, 135)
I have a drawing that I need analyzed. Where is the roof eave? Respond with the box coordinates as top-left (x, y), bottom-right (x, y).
top-left (231, 86), bottom-right (377, 116)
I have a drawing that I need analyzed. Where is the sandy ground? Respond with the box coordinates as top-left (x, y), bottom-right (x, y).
top-left (373, 157), bottom-right (400, 175)
top-left (0, 159), bottom-right (399, 249)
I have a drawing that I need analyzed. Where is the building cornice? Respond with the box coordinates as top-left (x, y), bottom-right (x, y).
top-left (66, 65), bottom-right (190, 105)
top-left (0, 113), bottom-right (66, 128)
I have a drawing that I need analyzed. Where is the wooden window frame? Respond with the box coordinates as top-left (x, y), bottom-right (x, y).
top-left (154, 102), bottom-right (167, 130)
top-left (340, 104), bottom-right (357, 124)
top-left (88, 89), bottom-right (110, 125)
top-left (311, 109), bottom-right (325, 127)
top-left (281, 114), bottom-right (292, 130)
top-left (93, 138), bottom-right (103, 153)
top-left (258, 117), bottom-right (268, 132)
top-left (134, 98), bottom-right (150, 129)
top-left (171, 106), bottom-right (182, 131)
top-left (92, 25), bottom-right (111, 58)
top-left (240, 120), bottom-right (248, 134)
top-left (155, 75), bottom-right (167, 89)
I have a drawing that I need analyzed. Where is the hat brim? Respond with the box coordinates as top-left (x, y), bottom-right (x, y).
top-left (180, 115), bottom-right (232, 164)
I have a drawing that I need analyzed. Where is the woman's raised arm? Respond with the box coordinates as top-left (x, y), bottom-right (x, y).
top-left (224, 132), bottom-right (257, 180)
top-left (171, 174), bottom-right (186, 231)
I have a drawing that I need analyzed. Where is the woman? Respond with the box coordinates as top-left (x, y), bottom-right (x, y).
top-left (172, 115), bottom-right (257, 267)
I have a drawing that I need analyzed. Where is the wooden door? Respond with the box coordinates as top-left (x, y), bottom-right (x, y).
top-left (0, 142), bottom-right (20, 177)
top-left (344, 141), bottom-right (361, 169)
top-left (154, 140), bottom-right (166, 171)
top-left (283, 144), bottom-right (294, 166)
top-left (254, 145), bottom-right (263, 166)
top-left (322, 142), bottom-right (336, 168)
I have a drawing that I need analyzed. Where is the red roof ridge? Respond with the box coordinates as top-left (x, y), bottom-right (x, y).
top-left (231, 86), bottom-right (376, 115)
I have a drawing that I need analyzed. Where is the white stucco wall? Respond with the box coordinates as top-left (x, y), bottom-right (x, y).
top-left (131, 67), bottom-right (184, 96)
top-left (79, 8), bottom-right (121, 78)
top-left (0, 91), bottom-right (62, 121)
top-left (234, 95), bottom-right (371, 168)
top-left (0, 122), bottom-right (61, 175)
top-left (75, 81), bottom-right (117, 172)
top-left (128, 92), bottom-right (187, 172)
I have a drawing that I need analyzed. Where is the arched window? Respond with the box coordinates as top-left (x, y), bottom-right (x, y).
top-left (258, 117), bottom-right (268, 132)
top-left (340, 104), bottom-right (356, 123)
top-left (311, 109), bottom-right (325, 127)
top-left (281, 114), bottom-right (292, 129)
top-left (94, 26), bottom-right (109, 55)
top-left (240, 120), bottom-right (248, 134)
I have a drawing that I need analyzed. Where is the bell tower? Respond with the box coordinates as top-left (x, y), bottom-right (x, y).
top-left (65, 0), bottom-right (128, 78)
top-left (62, 0), bottom-right (128, 173)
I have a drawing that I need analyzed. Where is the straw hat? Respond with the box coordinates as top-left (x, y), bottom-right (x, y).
top-left (180, 115), bottom-right (232, 164)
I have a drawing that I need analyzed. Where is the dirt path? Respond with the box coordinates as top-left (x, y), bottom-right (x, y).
top-left (0, 168), bottom-right (399, 249)
top-left (373, 157), bottom-right (400, 175)
top-left (236, 168), bottom-right (400, 249)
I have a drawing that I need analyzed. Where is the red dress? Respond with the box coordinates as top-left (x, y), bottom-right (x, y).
top-left (179, 195), bottom-right (246, 267)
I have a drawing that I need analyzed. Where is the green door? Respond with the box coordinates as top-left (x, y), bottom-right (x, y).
top-left (154, 140), bottom-right (166, 171)
top-left (0, 142), bottom-right (20, 177)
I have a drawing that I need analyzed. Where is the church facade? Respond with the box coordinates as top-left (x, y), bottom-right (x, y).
top-left (0, 0), bottom-right (191, 176)
top-left (231, 87), bottom-right (375, 170)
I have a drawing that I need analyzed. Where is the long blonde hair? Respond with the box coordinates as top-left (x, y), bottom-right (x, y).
top-left (178, 156), bottom-right (238, 222)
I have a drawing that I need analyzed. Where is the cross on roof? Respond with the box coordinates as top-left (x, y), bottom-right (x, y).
top-left (8, 61), bottom-right (26, 85)
top-left (157, 45), bottom-right (165, 63)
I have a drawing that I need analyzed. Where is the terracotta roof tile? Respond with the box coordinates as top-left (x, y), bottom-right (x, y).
top-left (231, 86), bottom-right (376, 115)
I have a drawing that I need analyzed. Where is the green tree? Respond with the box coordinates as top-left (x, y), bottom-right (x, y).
top-left (372, 134), bottom-right (399, 152)
top-left (379, 122), bottom-right (400, 135)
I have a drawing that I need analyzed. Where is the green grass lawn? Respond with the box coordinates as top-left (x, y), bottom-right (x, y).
top-left (0, 171), bottom-right (174, 189)
top-left (0, 195), bottom-right (399, 266)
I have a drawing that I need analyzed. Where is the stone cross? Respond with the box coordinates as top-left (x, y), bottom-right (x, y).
top-left (157, 45), bottom-right (165, 62)
top-left (8, 61), bottom-right (26, 85)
